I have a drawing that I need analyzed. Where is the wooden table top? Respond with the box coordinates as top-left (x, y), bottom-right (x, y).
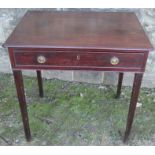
top-left (4, 11), bottom-right (153, 51)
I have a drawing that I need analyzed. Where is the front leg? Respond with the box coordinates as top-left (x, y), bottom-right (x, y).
top-left (13, 70), bottom-right (31, 141)
top-left (123, 73), bottom-right (143, 142)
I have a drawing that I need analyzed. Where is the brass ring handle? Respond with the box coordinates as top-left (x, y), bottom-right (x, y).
top-left (37, 55), bottom-right (46, 64)
top-left (110, 56), bottom-right (119, 65)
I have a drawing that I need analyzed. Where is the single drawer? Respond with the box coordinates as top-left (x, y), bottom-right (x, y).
top-left (13, 50), bottom-right (145, 71)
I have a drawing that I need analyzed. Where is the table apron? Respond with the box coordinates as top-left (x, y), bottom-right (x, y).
top-left (8, 48), bottom-right (148, 73)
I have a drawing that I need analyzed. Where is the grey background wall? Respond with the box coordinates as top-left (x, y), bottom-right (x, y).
top-left (0, 8), bottom-right (155, 87)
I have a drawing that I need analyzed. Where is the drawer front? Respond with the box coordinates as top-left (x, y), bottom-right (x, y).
top-left (13, 50), bottom-right (145, 71)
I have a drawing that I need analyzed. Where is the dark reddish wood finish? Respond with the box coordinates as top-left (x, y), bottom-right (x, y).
top-left (3, 11), bottom-right (153, 142)
top-left (124, 73), bottom-right (143, 142)
top-left (37, 70), bottom-right (44, 97)
top-left (13, 49), bottom-right (146, 72)
top-left (13, 70), bottom-right (31, 141)
top-left (3, 11), bottom-right (153, 51)
top-left (116, 72), bottom-right (124, 98)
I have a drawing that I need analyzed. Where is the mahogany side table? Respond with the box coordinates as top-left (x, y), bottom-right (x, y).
top-left (3, 11), bottom-right (153, 142)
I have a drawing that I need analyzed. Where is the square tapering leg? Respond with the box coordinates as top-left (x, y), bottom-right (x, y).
top-left (123, 73), bottom-right (143, 142)
top-left (37, 70), bottom-right (44, 97)
top-left (13, 70), bottom-right (31, 141)
top-left (115, 72), bottom-right (124, 98)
